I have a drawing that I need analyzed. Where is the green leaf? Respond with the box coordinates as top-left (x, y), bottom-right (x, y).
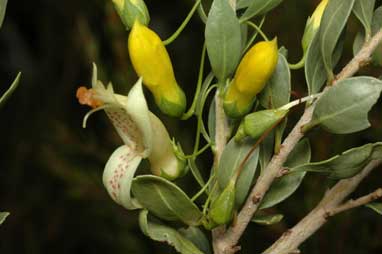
top-left (353, 7), bottom-right (382, 66)
top-left (260, 139), bottom-right (311, 209)
top-left (371, 7), bottom-right (382, 66)
top-left (132, 175), bottom-right (203, 226)
top-left (139, 210), bottom-right (204, 254)
top-left (366, 203), bottom-right (382, 215)
top-left (305, 31), bottom-right (344, 94)
top-left (179, 227), bottom-right (211, 254)
top-left (259, 53), bottom-right (291, 109)
top-left (252, 213), bottom-right (283, 225)
top-left (292, 142), bottom-right (382, 179)
top-left (311, 77), bottom-right (382, 134)
top-left (352, 0), bottom-right (375, 36)
top-left (259, 131), bottom-right (275, 174)
top-left (240, 0), bottom-right (284, 21)
top-left (0, 0), bottom-right (7, 29)
top-left (319, 0), bottom-right (355, 80)
top-left (0, 72), bottom-right (21, 108)
top-left (208, 98), bottom-right (216, 144)
top-left (205, 0), bottom-right (241, 83)
top-left (217, 138), bottom-right (259, 207)
top-left (0, 212), bottom-right (9, 225)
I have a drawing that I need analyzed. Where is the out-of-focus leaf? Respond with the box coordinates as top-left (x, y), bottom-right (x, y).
top-left (352, 0), bottom-right (375, 35)
top-left (132, 175), bottom-right (203, 226)
top-left (179, 227), bottom-right (211, 254)
top-left (217, 138), bottom-right (259, 207)
top-left (259, 53), bottom-right (291, 109)
top-left (240, 0), bottom-right (284, 21)
top-left (205, 0), bottom-right (241, 83)
top-left (252, 213), bottom-right (283, 225)
top-left (366, 203), bottom-right (382, 215)
top-left (319, 0), bottom-right (355, 80)
top-left (260, 139), bottom-right (311, 209)
top-left (0, 0), bottom-right (7, 28)
top-left (0, 212), bottom-right (9, 225)
top-left (0, 72), bottom-right (21, 108)
top-left (139, 210), bottom-right (204, 254)
top-left (259, 131), bottom-right (275, 174)
top-left (311, 77), bottom-right (382, 134)
top-left (292, 142), bottom-right (382, 179)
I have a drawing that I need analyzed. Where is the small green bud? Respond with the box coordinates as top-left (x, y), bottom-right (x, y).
top-left (209, 180), bottom-right (236, 225)
top-left (235, 109), bottom-right (288, 141)
top-left (112, 0), bottom-right (150, 30)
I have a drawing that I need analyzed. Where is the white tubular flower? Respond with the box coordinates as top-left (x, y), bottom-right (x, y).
top-left (77, 64), bottom-right (186, 210)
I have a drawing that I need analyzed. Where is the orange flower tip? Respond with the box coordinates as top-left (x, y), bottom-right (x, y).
top-left (76, 86), bottom-right (103, 108)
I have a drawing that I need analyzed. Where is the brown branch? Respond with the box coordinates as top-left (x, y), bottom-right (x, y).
top-left (213, 28), bottom-right (382, 254)
top-left (263, 160), bottom-right (382, 254)
top-left (326, 188), bottom-right (382, 217)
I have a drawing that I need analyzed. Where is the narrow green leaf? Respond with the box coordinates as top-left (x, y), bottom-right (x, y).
top-left (217, 138), bottom-right (259, 207)
top-left (132, 175), bottom-right (203, 226)
top-left (259, 53), bottom-right (291, 109)
top-left (319, 0), bottom-right (355, 80)
top-left (353, 7), bottom-right (382, 66)
top-left (240, 0), bottom-right (284, 21)
top-left (0, 0), bottom-right (8, 29)
top-left (353, 0), bottom-right (375, 36)
top-left (0, 72), bottom-right (21, 108)
top-left (292, 142), bottom-right (382, 179)
top-left (305, 31), bottom-right (344, 94)
top-left (0, 212), bottom-right (9, 225)
top-left (260, 139), bottom-right (311, 209)
top-left (252, 213), bottom-right (283, 225)
top-left (139, 210), bottom-right (204, 254)
top-left (371, 7), bottom-right (382, 66)
top-left (311, 77), bottom-right (382, 134)
top-left (207, 98), bottom-right (216, 144)
top-left (259, 131), bottom-right (275, 174)
top-left (205, 0), bottom-right (241, 83)
top-left (366, 203), bottom-right (382, 215)
top-left (179, 227), bottom-right (211, 254)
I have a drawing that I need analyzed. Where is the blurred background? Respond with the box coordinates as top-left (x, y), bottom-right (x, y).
top-left (0, 0), bottom-right (381, 253)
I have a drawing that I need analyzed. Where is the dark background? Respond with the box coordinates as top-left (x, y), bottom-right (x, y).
top-left (0, 0), bottom-right (382, 253)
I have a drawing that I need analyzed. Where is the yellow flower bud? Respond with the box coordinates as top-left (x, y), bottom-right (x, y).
top-left (128, 21), bottom-right (186, 117)
top-left (224, 38), bottom-right (278, 118)
top-left (112, 0), bottom-right (150, 30)
top-left (302, 0), bottom-right (328, 52)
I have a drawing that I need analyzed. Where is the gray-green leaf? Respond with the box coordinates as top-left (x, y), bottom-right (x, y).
top-left (319, 0), bottom-right (355, 80)
top-left (205, 0), bottom-right (241, 83)
top-left (292, 142), bottom-right (382, 179)
top-left (132, 175), bottom-right (203, 226)
top-left (353, 0), bottom-right (375, 36)
top-left (0, 72), bottom-right (21, 108)
top-left (240, 0), bottom-right (284, 22)
top-left (305, 31), bottom-right (344, 94)
top-left (260, 139), bottom-right (311, 209)
top-left (0, 0), bottom-right (7, 29)
top-left (259, 53), bottom-right (291, 109)
top-left (353, 6), bottom-right (382, 66)
top-left (139, 210), bottom-right (204, 254)
top-left (179, 227), bottom-right (211, 254)
top-left (311, 77), bottom-right (382, 134)
top-left (252, 213), bottom-right (283, 225)
top-left (217, 138), bottom-right (259, 207)
top-left (366, 203), bottom-right (382, 215)
top-left (0, 212), bottom-right (9, 225)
